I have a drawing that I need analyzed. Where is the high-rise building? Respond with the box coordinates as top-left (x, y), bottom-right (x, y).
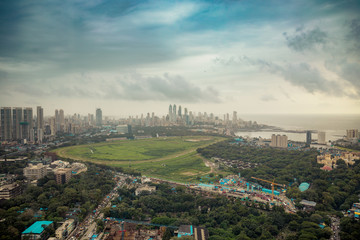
top-left (306, 131), bottom-right (312, 145)
top-left (168, 104), bottom-right (172, 122)
top-left (232, 111), bottom-right (237, 124)
top-left (12, 107), bottom-right (22, 140)
top-left (36, 106), bottom-right (44, 142)
top-left (173, 104), bottom-right (177, 121)
top-left (96, 108), bottom-right (102, 126)
top-left (347, 129), bottom-right (359, 140)
top-left (59, 109), bottom-right (65, 132)
top-left (0, 107), bottom-right (12, 141)
top-left (55, 109), bottom-right (60, 133)
top-left (22, 108), bottom-right (33, 141)
top-left (178, 106), bottom-right (182, 117)
top-left (270, 134), bottom-right (288, 148)
top-left (318, 132), bottom-right (326, 144)
top-left (55, 169), bottom-right (72, 184)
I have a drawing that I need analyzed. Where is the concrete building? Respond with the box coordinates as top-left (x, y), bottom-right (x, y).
top-left (59, 109), bottom-right (65, 132)
top-left (306, 131), bottom-right (312, 145)
top-left (347, 129), bottom-right (359, 140)
top-left (55, 219), bottom-right (75, 239)
top-left (71, 162), bottom-right (87, 175)
top-left (270, 134), bottom-right (288, 148)
top-left (232, 111), bottom-right (237, 124)
top-left (12, 107), bottom-right (23, 140)
top-left (22, 107), bottom-right (33, 141)
top-left (0, 183), bottom-right (22, 200)
top-left (116, 125), bottom-right (129, 134)
top-left (177, 225), bottom-right (209, 240)
top-left (36, 106), bottom-right (44, 142)
top-left (96, 108), bottom-right (102, 126)
top-left (1, 107), bottom-right (12, 141)
top-left (23, 163), bottom-right (48, 180)
top-left (21, 221), bottom-right (53, 240)
top-left (55, 168), bottom-right (72, 184)
top-left (318, 131), bottom-right (326, 144)
top-left (135, 185), bottom-right (156, 196)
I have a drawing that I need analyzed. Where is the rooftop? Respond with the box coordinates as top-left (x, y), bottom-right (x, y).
top-left (22, 221), bottom-right (53, 234)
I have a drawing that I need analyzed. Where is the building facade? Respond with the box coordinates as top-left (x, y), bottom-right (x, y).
top-left (23, 163), bottom-right (48, 180)
top-left (96, 108), bottom-right (102, 126)
top-left (55, 168), bottom-right (72, 184)
top-left (1, 107), bottom-right (12, 141)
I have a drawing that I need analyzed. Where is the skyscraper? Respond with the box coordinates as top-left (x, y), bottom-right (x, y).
top-left (36, 106), bottom-right (44, 142)
top-left (96, 108), bottom-right (102, 126)
top-left (306, 131), bottom-right (312, 145)
top-left (270, 134), bottom-right (288, 148)
top-left (346, 129), bottom-right (359, 140)
top-left (232, 111), bottom-right (237, 124)
top-left (178, 106), bottom-right (182, 117)
top-left (173, 104), bottom-right (177, 121)
top-left (55, 109), bottom-right (60, 133)
top-left (1, 107), bottom-right (12, 141)
top-left (59, 109), bottom-right (65, 132)
top-left (318, 132), bottom-right (326, 144)
top-left (22, 108), bottom-right (33, 141)
top-left (12, 107), bottom-right (22, 140)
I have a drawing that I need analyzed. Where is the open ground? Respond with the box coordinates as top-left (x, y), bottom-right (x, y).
top-left (53, 136), bottom-right (228, 182)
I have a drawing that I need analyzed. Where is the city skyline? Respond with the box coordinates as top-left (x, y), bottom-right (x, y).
top-left (0, 0), bottom-right (360, 115)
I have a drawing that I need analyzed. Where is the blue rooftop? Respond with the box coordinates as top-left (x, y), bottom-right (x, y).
top-left (299, 182), bottom-right (310, 192)
top-left (22, 221), bottom-right (53, 234)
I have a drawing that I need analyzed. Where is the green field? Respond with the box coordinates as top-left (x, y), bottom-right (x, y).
top-left (54, 136), bottom-right (228, 182)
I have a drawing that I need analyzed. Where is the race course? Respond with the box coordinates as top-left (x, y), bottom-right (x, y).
top-left (53, 136), bottom-right (227, 182)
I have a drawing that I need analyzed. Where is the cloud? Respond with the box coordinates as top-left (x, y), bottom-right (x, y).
top-left (214, 56), bottom-right (351, 97)
top-left (114, 73), bottom-right (221, 103)
top-left (2, 72), bottom-right (221, 103)
top-left (261, 94), bottom-right (277, 102)
top-left (347, 18), bottom-right (360, 53)
top-left (284, 27), bottom-right (327, 52)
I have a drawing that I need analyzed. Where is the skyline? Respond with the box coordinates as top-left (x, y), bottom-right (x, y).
top-left (1, 0), bottom-right (360, 115)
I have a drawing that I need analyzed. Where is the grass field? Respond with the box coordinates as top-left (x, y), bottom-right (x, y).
top-left (53, 136), bottom-right (228, 182)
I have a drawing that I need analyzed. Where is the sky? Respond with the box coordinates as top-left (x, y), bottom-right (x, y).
top-left (0, 0), bottom-right (360, 117)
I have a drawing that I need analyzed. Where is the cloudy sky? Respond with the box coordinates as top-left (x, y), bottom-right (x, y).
top-left (0, 0), bottom-right (359, 117)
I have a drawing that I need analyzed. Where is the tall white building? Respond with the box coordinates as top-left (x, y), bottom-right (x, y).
top-left (318, 132), bottom-right (326, 144)
top-left (270, 134), bottom-right (288, 148)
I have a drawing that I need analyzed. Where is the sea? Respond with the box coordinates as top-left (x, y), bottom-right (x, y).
top-left (235, 114), bottom-right (360, 142)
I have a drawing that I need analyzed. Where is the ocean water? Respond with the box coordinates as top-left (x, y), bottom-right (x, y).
top-left (236, 114), bottom-right (360, 142)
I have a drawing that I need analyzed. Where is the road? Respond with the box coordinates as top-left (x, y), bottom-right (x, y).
top-left (66, 174), bottom-right (127, 240)
top-left (330, 216), bottom-right (340, 240)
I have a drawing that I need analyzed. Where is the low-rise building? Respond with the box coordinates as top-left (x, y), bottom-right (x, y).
top-left (21, 221), bottom-right (53, 240)
top-left (300, 199), bottom-right (317, 211)
top-left (71, 162), bottom-right (87, 175)
top-left (23, 163), bottom-right (48, 180)
top-left (177, 225), bottom-right (209, 240)
top-left (0, 183), bottom-right (22, 200)
top-left (135, 185), bottom-right (156, 196)
top-left (55, 219), bottom-right (75, 239)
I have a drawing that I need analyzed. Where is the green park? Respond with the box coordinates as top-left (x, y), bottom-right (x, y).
top-left (53, 136), bottom-right (227, 182)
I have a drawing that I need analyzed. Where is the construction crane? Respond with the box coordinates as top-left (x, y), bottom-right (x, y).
top-left (251, 177), bottom-right (286, 201)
